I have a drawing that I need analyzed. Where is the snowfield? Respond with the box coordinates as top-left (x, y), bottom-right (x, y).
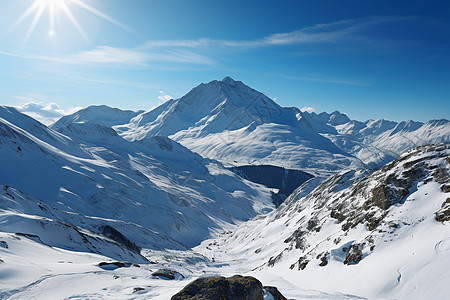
top-left (0, 77), bottom-right (449, 299)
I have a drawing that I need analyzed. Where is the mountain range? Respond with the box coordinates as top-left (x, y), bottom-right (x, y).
top-left (58, 77), bottom-right (449, 176)
top-left (0, 77), bottom-right (449, 299)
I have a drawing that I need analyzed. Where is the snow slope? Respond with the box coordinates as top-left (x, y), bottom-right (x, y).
top-left (0, 105), bottom-right (274, 252)
top-left (196, 143), bottom-right (450, 299)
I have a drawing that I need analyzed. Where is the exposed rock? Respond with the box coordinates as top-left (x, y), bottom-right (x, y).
top-left (171, 275), bottom-right (264, 300)
top-left (99, 225), bottom-right (140, 253)
top-left (433, 168), bottom-right (449, 184)
top-left (98, 261), bottom-right (131, 270)
top-left (152, 269), bottom-right (184, 280)
top-left (284, 228), bottom-right (306, 250)
top-left (297, 256), bottom-right (309, 270)
top-left (435, 198), bottom-right (450, 222)
top-left (318, 252), bottom-right (329, 266)
top-left (344, 244), bottom-right (363, 265)
top-left (263, 286), bottom-right (288, 300)
top-left (15, 233), bottom-right (44, 244)
top-left (154, 136), bottom-right (174, 151)
top-left (133, 287), bottom-right (145, 293)
top-left (268, 253), bottom-right (283, 267)
top-left (0, 241), bottom-right (8, 249)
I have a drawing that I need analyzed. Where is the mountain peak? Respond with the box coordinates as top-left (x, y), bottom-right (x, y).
top-left (52, 105), bottom-right (143, 129)
top-left (221, 76), bottom-right (237, 84)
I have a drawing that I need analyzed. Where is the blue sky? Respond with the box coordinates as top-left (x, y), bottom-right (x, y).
top-left (0, 0), bottom-right (449, 124)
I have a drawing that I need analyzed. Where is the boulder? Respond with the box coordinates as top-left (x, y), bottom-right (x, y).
top-left (264, 286), bottom-right (288, 300)
top-left (171, 275), bottom-right (265, 300)
top-left (152, 269), bottom-right (184, 280)
top-left (98, 261), bottom-right (131, 270)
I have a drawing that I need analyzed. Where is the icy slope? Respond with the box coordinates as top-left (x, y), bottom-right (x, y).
top-left (0, 106), bottom-right (274, 252)
top-left (196, 143), bottom-right (450, 299)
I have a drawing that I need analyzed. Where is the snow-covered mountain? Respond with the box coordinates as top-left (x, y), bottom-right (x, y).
top-left (52, 105), bottom-right (144, 129)
top-left (109, 77), bottom-right (450, 176)
top-left (196, 143), bottom-right (450, 299)
top-left (1, 76), bottom-right (449, 299)
top-left (0, 105), bottom-right (274, 252)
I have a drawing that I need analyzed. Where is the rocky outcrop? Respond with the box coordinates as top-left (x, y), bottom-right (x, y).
top-left (270, 144), bottom-right (450, 271)
top-left (171, 275), bottom-right (280, 300)
top-left (152, 269), bottom-right (183, 280)
top-left (99, 225), bottom-right (140, 253)
top-left (263, 286), bottom-right (287, 300)
top-left (98, 261), bottom-right (133, 270)
top-left (435, 198), bottom-right (450, 222)
top-left (343, 244), bottom-right (363, 265)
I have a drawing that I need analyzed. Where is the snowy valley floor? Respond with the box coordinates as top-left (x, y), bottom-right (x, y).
top-left (0, 230), bottom-right (365, 300)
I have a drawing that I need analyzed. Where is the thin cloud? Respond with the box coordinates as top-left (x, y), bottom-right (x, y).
top-left (301, 106), bottom-right (316, 113)
top-left (0, 47), bottom-right (215, 68)
top-left (158, 91), bottom-right (173, 103)
top-left (0, 15), bottom-right (416, 69)
top-left (283, 75), bottom-right (371, 87)
top-left (14, 98), bottom-right (82, 125)
top-left (142, 16), bottom-right (415, 49)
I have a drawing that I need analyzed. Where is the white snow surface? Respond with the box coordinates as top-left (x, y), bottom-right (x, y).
top-left (195, 144), bottom-right (450, 299)
top-left (110, 77), bottom-right (449, 175)
top-left (1, 77), bottom-right (450, 299)
top-left (0, 105), bottom-right (275, 250)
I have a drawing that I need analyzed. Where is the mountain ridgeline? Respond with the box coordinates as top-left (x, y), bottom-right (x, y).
top-left (57, 77), bottom-right (449, 177)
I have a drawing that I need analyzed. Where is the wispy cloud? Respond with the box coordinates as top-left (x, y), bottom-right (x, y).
top-left (142, 16), bottom-right (414, 50)
top-left (0, 15), bottom-right (415, 70)
top-left (282, 75), bottom-right (371, 87)
top-left (0, 47), bottom-right (215, 68)
top-left (301, 106), bottom-right (316, 113)
top-left (158, 91), bottom-right (173, 103)
top-left (14, 97), bottom-right (82, 125)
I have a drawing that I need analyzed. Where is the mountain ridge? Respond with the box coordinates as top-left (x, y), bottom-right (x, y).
top-left (52, 77), bottom-right (449, 175)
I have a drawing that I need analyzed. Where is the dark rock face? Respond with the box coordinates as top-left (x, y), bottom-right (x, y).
top-left (436, 198), bottom-right (450, 222)
top-left (98, 261), bottom-right (133, 270)
top-left (133, 287), bottom-right (145, 293)
top-left (264, 286), bottom-right (288, 300)
top-left (99, 225), bottom-right (140, 253)
top-left (171, 275), bottom-right (265, 300)
top-left (231, 165), bottom-right (314, 207)
top-left (284, 228), bottom-right (306, 250)
top-left (152, 269), bottom-right (183, 280)
top-left (344, 244), bottom-right (363, 265)
top-left (0, 241), bottom-right (8, 249)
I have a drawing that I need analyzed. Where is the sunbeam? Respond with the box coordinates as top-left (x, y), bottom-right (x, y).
top-left (9, 0), bottom-right (131, 44)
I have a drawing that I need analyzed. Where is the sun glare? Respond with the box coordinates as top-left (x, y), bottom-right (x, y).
top-left (10, 0), bottom-right (131, 44)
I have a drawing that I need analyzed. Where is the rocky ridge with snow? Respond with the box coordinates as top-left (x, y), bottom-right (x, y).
top-left (197, 143), bottom-right (450, 298)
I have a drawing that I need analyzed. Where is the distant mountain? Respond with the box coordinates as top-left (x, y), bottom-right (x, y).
top-left (196, 143), bottom-right (450, 299)
top-left (109, 77), bottom-right (449, 175)
top-left (52, 105), bottom-right (144, 129)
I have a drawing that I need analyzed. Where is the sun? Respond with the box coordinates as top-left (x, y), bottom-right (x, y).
top-left (10, 0), bottom-right (131, 43)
